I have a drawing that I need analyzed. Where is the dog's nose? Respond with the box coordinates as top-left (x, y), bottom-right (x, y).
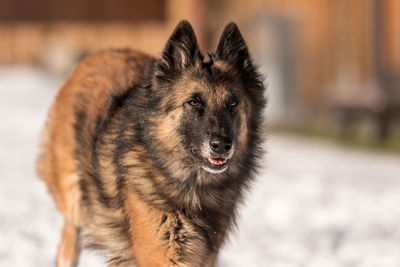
top-left (209, 136), bottom-right (233, 154)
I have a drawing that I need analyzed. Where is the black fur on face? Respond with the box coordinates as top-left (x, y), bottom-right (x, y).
top-left (178, 82), bottom-right (242, 174)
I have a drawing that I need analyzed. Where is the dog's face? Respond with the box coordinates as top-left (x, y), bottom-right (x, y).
top-left (176, 67), bottom-right (243, 174)
top-left (151, 21), bottom-right (264, 178)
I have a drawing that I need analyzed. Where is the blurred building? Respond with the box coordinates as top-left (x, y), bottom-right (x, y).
top-left (0, 0), bottom-right (207, 69)
top-left (207, 0), bottom-right (400, 141)
top-left (1, 0), bottom-right (399, 139)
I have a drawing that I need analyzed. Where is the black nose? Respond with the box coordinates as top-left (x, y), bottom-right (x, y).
top-left (209, 136), bottom-right (233, 154)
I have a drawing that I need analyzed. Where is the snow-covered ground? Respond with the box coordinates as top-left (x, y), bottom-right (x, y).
top-left (1, 67), bottom-right (400, 267)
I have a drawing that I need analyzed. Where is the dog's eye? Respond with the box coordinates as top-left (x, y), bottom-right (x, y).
top-left (229, 97), bottom-right (239, 107)
top-left (188, 97), bottom-right (202, 108)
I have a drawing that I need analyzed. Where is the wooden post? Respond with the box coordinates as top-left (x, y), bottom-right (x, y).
top-left (167, 0), bottom-right (208, 53)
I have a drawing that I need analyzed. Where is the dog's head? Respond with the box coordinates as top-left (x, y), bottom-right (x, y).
top-left (150, 20), bottom-right (265, 180)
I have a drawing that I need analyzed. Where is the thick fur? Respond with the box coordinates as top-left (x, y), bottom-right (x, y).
top-left (37, 20), bottom-right (265, 267)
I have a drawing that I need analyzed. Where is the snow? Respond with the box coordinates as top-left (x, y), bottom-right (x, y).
top-left (1, 67), bottom-right (400, 267)
top-left (218, 137), bottom-right (400, 267)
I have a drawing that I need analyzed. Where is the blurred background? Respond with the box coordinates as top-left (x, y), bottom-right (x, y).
top-left (1, 0), bottom-right (400, 267)
top-left (1, 0), bottom-right (400, 145)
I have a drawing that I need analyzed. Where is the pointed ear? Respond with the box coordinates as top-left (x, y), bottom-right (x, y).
top-left (215, 23), bottom-right (250, 68)
top-left (156, 20), bottom-right (203, 78)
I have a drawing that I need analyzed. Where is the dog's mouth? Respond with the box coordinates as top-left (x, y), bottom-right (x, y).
top-left (208, 157), bottom-right (228, 165)
top-left (191, 149), bottom-right (229, 173)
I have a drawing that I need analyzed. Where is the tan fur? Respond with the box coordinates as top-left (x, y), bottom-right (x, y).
top-left (37, 49), bottom-right (152, 224)
top-left (37, 49), bottom-right (157, 266)
top-left (57, 222), bottom-right (80, 267)
top-left (125, 190), bottom-right (216, 267)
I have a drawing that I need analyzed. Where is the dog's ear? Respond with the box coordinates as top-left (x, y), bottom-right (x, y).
top-left (216, 23), bottom-right (265, 98)
top-left (215, 23), bottom-right (250, 68)
top-left (156, 20), bottom-right (203, 78)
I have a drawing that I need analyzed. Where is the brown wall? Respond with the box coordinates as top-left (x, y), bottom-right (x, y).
top-left (0, 22), bottom-right (169, 64)
top-left (0, 0), bottom-right (209, 65)
top-left (383, 0), bottom-right (400, 71)
top-left (0, 0), bottom-right (166, 21)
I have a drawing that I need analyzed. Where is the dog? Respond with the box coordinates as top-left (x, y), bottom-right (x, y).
top-left (37, 20), bottom-right (265, 267)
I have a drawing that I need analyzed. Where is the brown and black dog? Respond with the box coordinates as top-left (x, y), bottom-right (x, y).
top-left (37, 20), bottom-right (265, 267)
